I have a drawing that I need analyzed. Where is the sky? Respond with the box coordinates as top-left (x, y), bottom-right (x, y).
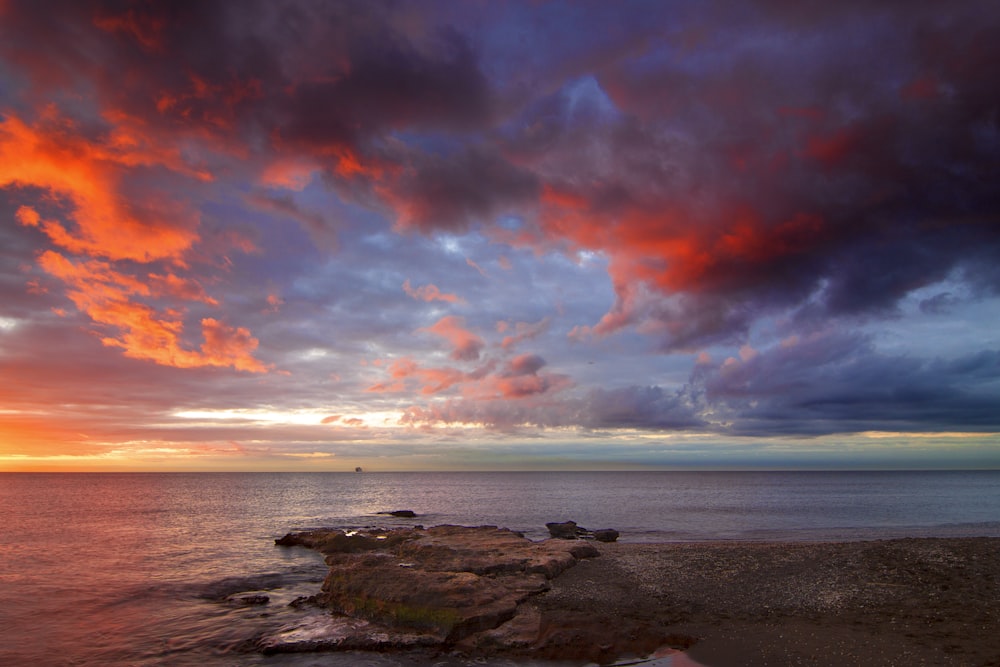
top-left (1, 0), bottom-right (999, 472)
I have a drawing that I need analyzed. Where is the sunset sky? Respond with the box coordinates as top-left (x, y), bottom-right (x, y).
top-left (2, 0), bottom-right (999, 471)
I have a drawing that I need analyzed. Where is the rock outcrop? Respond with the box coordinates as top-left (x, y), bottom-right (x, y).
top-left (269, 524), bottom-right (599, 653)
top-left (546, 520), bottom-right (620, 542)
top-left (593, 529), bottom-right (620, 543)
top-left (545, 520), bottom-right (586, 539)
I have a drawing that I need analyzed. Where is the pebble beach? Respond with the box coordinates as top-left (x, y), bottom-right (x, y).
top-left (532, 537), bottom-right (1000, 666)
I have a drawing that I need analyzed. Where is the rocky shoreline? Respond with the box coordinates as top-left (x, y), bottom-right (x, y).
top-left (265, 525), bottom-right (1000, 666)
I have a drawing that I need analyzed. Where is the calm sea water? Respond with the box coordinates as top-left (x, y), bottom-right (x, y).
top-left (1, 470), bottom-right (999, 666)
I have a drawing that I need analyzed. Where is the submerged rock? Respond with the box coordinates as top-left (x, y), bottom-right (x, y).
top-left (377, 509), bottom-right (418, 518)
top-left (275, 524), bottom-right (599, 651)
top-left (228, 592), bottom-right (270, 606)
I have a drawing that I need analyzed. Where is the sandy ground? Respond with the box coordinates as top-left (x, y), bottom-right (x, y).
top-left (524, 537), bottom-right (1000, 667)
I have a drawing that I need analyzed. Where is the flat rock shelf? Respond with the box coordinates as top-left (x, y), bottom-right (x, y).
top-left (267, 527), bottom-right (1000, 666)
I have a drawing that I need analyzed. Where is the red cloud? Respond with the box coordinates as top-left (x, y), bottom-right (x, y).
top-left (93, 7), bottom-right (167, 52)
top-left (900, 75), bottom-right (943, 101)
top-left (366, 356), bottom-right (485, 396)
top-left (403, 279), bottom-right (465, 304)
top-left (368, 348), bottom-right (571, 406)
top-left (803, 125), bottom-right (862, 168)
top-left (533, 182), bottom-right (832, 340)
top-left (420, 315), bottom-right (485, 361)
top-left (507, 353), bottom-right (546, 376)
top-left (491, 373), bottom-right (571, 399)
top-left (259, 158), bottom-right (319, 191)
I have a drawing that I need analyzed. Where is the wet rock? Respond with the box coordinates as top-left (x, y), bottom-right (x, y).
top-left (275, 524), bottom-right (600, 649)
top-left (227, 593), bottom-right (270, 606)
top-left (275, 528), bottom-right (415, 554)
top-left (546, 520), bottom-right (585, 539)
top-left (545, 521), bottom-right (620, 543)
top-left (258, 614), bottom-right (438, 654)
top-left (199, 572), bottom-right (288, 601)
top-left (378, 509), bottom-right (418, 518)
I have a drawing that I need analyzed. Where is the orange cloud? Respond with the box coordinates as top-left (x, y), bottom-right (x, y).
top-left (199, 318), bottom-right (268, 373)
top-left (36, 251), bottom-right (267, 372)
top-left (1, 112), bottom-right (200, 263)
top-left (148, 273), bottom-right (219, 305)
top-left (5, 109), bottom-right (268, 372)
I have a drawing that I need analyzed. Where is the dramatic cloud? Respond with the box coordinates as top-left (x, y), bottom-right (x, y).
top-left (1, 0), bottom-right (998, 469)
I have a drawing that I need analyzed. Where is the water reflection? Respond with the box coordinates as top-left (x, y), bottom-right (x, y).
top-left (2, 471), bottom-right (999, 666)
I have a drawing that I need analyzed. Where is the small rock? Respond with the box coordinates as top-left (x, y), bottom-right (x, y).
top-left (546, 521), bottom-right (585, 539)
top-left (228, 593), bottom-right (270, 605)
top-left (593, 529), bottom-right (620, 543)
top-left (378, 510), bottom-right (418, 518)
top-left (275, 532), bottom-right (306, 547)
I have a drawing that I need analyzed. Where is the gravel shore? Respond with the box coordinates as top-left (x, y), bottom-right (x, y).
top-left (526, 537), bottom-right (1000, 666)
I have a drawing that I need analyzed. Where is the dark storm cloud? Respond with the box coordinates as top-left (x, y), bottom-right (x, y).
top-left (3, 0), bottom-right (999, 460)
top-left (578, 385), bottom-right (704, 430)
top-left (406, 327), bottom-right (1000, 435)
top-left (480, 1), bottom-right (1000, 350)
top-left (0, 0), bottom-right (492, 166)
top-left (389, 147), bottom-right (539, 233)
top-left (694, 332), bottom-right (1000, 435)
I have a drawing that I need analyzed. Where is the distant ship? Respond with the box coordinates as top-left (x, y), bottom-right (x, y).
top-left (355, 466), bottom-right (363, 473)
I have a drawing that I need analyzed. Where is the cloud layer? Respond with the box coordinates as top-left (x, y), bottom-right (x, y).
top-left (1, 0), bottom-right (998, 469)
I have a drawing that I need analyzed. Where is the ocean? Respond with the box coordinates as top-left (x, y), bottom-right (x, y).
top-left (2, 470), bottom-right (999, 666)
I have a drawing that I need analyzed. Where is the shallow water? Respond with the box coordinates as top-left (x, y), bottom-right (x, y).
top-left (1, 470), bottom-right (998, 666)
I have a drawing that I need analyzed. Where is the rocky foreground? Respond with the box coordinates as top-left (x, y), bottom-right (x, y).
top-left (266, 524), bottom-right (621, 658)
top-left (266, 526), bottom-right (1000, 666)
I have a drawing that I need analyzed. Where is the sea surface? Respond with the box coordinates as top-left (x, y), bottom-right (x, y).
top-left (2, 470), bottom-right (999, 666)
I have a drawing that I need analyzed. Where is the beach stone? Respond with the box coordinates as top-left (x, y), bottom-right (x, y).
top-left (378, 509), bottom-right (418, 518)
top-left (593, 529), bottom-right (620, 543)
top-left (546, 520), bottom-right (584, 539)
top-left (277, 524), bottom-right (599, 645)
